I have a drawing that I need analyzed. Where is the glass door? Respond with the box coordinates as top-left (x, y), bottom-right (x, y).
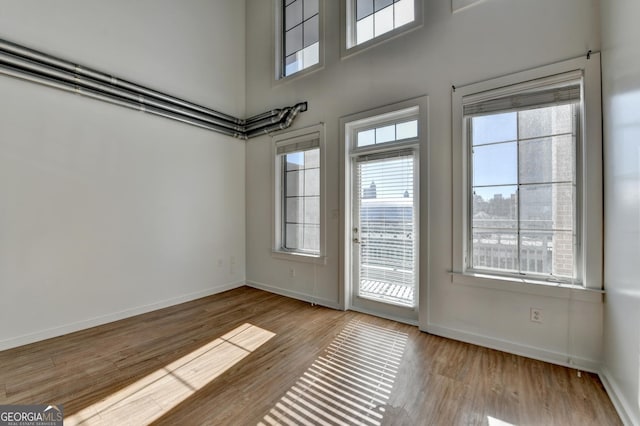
top-left (351, 149), bottom-right (418, 320)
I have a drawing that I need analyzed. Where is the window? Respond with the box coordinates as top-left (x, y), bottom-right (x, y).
top-left (452, 55), bottom-right (603, 289)
top-left (273, 125), bottom-right (325, 261)
top-left (279, 0), bottom-right (321, 78)
top-left (356, 119), bottom-right (418, 147)
top-left (344, 0), bottom-right (422, 54)
top-left (469, 90), bottom-right (579, 279)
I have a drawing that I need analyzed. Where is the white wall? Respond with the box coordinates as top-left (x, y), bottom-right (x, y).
top-left (245, 0), bottom-right (603, 369)
top-left (601, 0), bottom-right (640, 423)
top-left (0, 0), bottom-right (246, 350)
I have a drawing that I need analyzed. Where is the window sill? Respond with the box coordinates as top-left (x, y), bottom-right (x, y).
top-left (274, 62), bottom-right (324, 87)
top-left (449, 271), bottom-right (604, 303)
top-left (271, 250), bottom-right (327, 265)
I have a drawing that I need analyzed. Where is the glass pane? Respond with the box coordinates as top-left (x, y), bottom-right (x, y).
top-left (357, 0), bottom-right (374, 20)
top-left (375, 124), bottom-right (396, 144)
top-left (303, 15), bottom-right (319, 47)
top-left (552, 183), bottom-right (575, 231)
top-left (305, 148), bottom-right (319, 168)
top-left (551, 231), bottom-right (574, 277)
top-left (304, 0), bottom-right (319, 20)
top-left (284, 53), bottom-right (301, 76)
top-left (519, 183), bottom-right (574, 231)
top-left (394, 0), bottom-right (414, 27)
top-left (519, 134), bottom-right (575, 184)
top-left (472, 186), bottom-right (517, 229)
top-left (302, 225), bottom-right (320, 251)
top-left (471, 112), bottom-right (517, 146)
top-left (285, 170), bottom-right (303, 196)
top-left (396, 120), bottom-right (418, 140)
top-left (358, 154), bottom-right (415, 307)
top-left (520, 231), bottom-right (574, 277)
top-left (285, 224), bottom-right (302, 249)
top-left (286, 197), bottom-right (303, 223)
top-left (519, 104), bottom-right (574, 139)
top-left (374, 6), bottom-right (394, 37)
top-left (356, 14), bottom-right (374, 44)
top-left (285, 0), bottom-right (303, 30)
top-left (304, 196), bottom-right (320, 224)
top-left (285, 25), bottom-right (303, 56)
top-left (520, 232), bottom-right (552, 275)
top-left (519, 185), bottom-right (552, 230)
top-left (358, 129), bottom-right (375, 147)
top-left (472, 230), bottom-right (518, 271)
top-left (301, 42), bottom-right (319, 69)
top-left (285, 152), bottom-right (304, 171)
top-left (304, 168), bottom-right (320, 196)
top-left (374, 0), bottom-right (394, 12)
top-left (472, 142), bottom-right (517, 186)
top-left (362, 180), bottom-right (378, 199)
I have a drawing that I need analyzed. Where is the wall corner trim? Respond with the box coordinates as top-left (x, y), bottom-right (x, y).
top-left (599, 368), bottom-right (640, 426)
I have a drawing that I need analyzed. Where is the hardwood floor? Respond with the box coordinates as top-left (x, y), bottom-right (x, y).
top-left (0, 287), bottom-right (620, 425)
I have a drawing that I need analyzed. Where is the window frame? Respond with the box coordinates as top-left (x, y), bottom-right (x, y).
top-left (275, 0), bottom-right (324, 81)
top-left (341, 0), bottom-right (423, 58)
top-left (466, 81), bottom-right (581, 282)
top-left (272, 124), bottom-right (326, 264)
top-left (452, 55), bottom-right (603, 291)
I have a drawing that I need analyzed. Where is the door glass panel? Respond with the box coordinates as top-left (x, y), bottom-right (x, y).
top-left (356, 154), bottom-right (416, 307)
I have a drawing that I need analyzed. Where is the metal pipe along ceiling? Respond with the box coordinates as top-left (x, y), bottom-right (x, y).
top-left (0, 38), bottom-right (307, 139)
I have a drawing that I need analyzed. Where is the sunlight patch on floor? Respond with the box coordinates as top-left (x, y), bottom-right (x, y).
top-left (66, 323), bottom-right (275, 425)
top-left (487, 416), bottom-right (517, 426)
top-left (258, 320), bottom-right (408, 426)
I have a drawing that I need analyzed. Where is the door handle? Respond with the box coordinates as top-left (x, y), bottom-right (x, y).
top-left (353, 238), bottom-right (360, 244)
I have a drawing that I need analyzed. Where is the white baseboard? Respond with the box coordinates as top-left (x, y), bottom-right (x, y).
top-left (425, 323), bottom-right (601, 373)
top-left (246, 280), bottom-right (342, 311)
top-left (0, 280), bottom-right (245, 351)
top-left (599, 368), bottom-right (639, 426)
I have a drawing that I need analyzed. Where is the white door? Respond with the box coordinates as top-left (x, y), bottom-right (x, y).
top-left (351, 149), bottom-right (418, 322)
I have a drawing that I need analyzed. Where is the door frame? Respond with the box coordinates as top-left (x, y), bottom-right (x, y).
top-left (339, 96), bottom-right (429, 326)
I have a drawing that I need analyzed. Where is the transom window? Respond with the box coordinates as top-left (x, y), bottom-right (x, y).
top-left (354, 0), bottom-right (414, 45)
top-left (282, 0), bottom-right (320, 77)
top-left (465, 79), bottom-right (581, 281)
top-left (344, 0), bottom-right (421, 53)
top-left (357, 119), bottom-right (418, 147)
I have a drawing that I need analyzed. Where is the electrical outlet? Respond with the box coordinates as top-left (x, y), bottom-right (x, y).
top-left (530, 308), bottom-right (543, 323)
top-left (289, 267), bottom-right (295, 278)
